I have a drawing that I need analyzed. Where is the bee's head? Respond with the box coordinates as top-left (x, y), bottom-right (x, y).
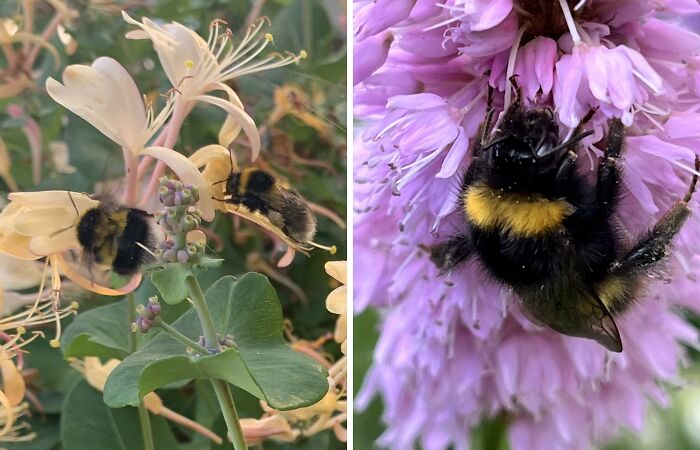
top-left (495, 107), bottom-right (560, 161)
top-left (484, 107), bottom-right (566, 191)
top-left (226, 171), bottom-right (242, 203)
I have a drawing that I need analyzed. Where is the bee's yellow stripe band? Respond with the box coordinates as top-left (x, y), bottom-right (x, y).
top-left (464, 184), bottom-right (574, 237)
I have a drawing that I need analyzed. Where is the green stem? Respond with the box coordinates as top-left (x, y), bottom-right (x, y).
top-left (185, 275), bottom-right (220, 352)
top-left (127, 294), bottom-right (138, 353)
top-left (137, 403), bottom-right (155, 450)
top-left (156, 319), bottom-right (209, 355)
top-left (184, 275), bottom-right (248, 450)
top-left (211, 380), bottom-right (248, 450)
top-left (127, 295), bottom-right (155, 450)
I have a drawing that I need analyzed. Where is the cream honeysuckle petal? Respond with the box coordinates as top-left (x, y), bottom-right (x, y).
top-left (13, 207), bottom-right (76, 236)
top-left (8, 191), bottom-right (97, 210)
top-left (29, 229), bottom-right (79, 256)
top-left (0, 254), bottom-right (44, 291)
top-left (212, 82), bottom-right (247, 147)
top-left (0, 204), bottom-right (36, 260)
top-left (139, 146), bottom-right (215, 221)
top-left (122, 12), bottom-right (210, 99)
top-left (324, 261), bottom-right (347, 285)
top-left (46, 57), bottom-right (147, 149)
top-left (0, 351), bottom-right (24, 406)
top-left (325, 285), bottom-right (346, 315)
top-left (0, 193), bottom-right (96, 259)
top-left (190, 144), bottom-right (236, 204)
top-left (192, 94), bottom-right (261, 161)
top-left (123, 13), bottom-right (305, 99)
top-left (0, 390), bottom-right (14, 437)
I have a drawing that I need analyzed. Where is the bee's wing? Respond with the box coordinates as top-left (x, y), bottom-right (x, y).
top-left (518, 286), bottom-right (622, 352)
top-left (258, 186), bottom-right (314, 230)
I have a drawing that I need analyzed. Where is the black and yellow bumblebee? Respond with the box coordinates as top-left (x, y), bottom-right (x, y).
top-left (431, 78), bottom-right (699, 352)
top-left (224, 167), bottom-right (317, 245)
top-left (70, 195), bottom-right (155, 275)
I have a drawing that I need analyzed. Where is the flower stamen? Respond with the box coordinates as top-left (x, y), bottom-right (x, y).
top-left (558, 0), bottom-right (582, 45)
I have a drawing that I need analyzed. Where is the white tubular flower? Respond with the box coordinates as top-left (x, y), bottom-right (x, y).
top-left (45, 57), bottom-right (171, 152)
top-left (44, 57), bottom-right (214, 220)
top-left (122, 12), bottom-right (307, 160)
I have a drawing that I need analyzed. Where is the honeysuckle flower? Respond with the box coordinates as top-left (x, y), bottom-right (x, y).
top-left (0, 348), bottom-right (33, 443)
top-left (45, 57), bottom-right (215, 219)
top-left (268, 85), bottom-right (330, 137)
top-left (325, 261), bottom-right (347, 354)
top-left (70, 357), bottom-right (223, 443)
top-left (240, 416), bottom-right (297, 445)
top-left (355, 0), bottom-right (700, 449)
top-left (46, 57), bottom-right (169, 152)
top-left (0, 0), bottom-right (77, 99)
top-left (0, 138), bottom-right (18, 192)
top-left (122, 13), bottom-right (306, 161)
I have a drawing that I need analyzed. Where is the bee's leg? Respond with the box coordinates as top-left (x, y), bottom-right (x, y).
top-left (596, 118), bottom-right (625, 215)
top-left (429, 233), bottom-right (474, 274)
top-left (554, 149), bottom-right (578, 185)
top-left (611, 155), bottom-right (699, 277)
top-left (508, 74), bottom-right (522, 108)
top-left (479, 84), bottom-right (495, 147)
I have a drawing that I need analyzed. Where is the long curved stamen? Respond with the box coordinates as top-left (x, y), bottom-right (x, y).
top-left (558, 0), bottom-right (582, 45)
top-left (226, 51), bottom-right (306, 79)
top-left (308, 241), bottom-right (337, 254)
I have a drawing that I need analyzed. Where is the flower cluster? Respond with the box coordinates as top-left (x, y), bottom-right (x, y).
top-left (154, 177), bottom-right (206, 265)
top-left (132, 297), bottom-right (162, 333)
top-left (355, 1), bottom-right (700, 449)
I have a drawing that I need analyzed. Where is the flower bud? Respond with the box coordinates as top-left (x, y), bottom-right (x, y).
top-left (177, 249), bottom-right (190, 263)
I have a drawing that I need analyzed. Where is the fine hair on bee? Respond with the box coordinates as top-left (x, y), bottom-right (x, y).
top-left (62, 191), bottom-right (156, 276)
top-left (215, 148), bottom-right (335, 253)
top-left (430, 75), bottom-right (699, 352)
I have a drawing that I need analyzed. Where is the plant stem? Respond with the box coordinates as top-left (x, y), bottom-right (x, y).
top-left (185, 275), bottom-right (220, 352)
top-left (137, 403), bottom-right (155, 450)
top-left (184, 275), bottom-right (248, 450)
top-left (211, 379), bottom-right (248, 450)
top-left (127, 294), bottom-right (138, 353)
top-left (156, 319), bottom-right (209, 355)
top-left (127, 294), bottom-right (155, 450)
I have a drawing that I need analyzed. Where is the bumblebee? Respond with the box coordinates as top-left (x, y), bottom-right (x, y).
top-left (224, 167), bottom-right (317, 244)
top-left (431, 79), bottom-right (698, 352)
top-left (73, 196), bottom-right (155, 275)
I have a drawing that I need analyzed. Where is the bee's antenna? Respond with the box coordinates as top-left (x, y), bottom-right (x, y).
top-left (49, 191), bottom-right (81, 238)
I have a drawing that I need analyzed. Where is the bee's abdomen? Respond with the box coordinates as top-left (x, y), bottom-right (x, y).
top-left (472, 227), bottom-right (572, 286)
top-left (112, 209), bottom-right (152, 275)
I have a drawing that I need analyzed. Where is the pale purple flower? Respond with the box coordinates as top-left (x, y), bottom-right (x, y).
top-left (354, 0), bottom-right (700, 449)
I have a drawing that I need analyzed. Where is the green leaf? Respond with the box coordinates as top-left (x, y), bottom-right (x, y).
top-left (150, 263), bottom-right (192, 305)
top-left (61, 380), bottom-right (182, 450)
top-left (61, 301), bottom-right (131, 360)
top-left (104, 273), bottom-right (328, 410)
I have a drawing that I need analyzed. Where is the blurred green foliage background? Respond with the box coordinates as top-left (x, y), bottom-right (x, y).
top-left (0, 0), bottom-right (346, 448)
